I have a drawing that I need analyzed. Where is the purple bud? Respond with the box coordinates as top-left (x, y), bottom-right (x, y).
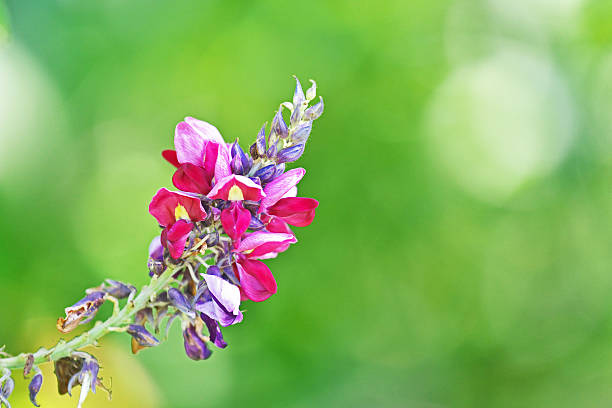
top-left (254, 164), bottom-right (276, 183)
top-left (28, 373), bottom-right (42, 407)
top-left (292, 76), bottom-right (305, 108)
top-left (291, 122), bottom-right (312, 143)
top-left (272, 163), bottom-right (286, 179)
top-left (102, 279), bottom-right (135, 299)
top-left (127, 325), bottom-right (159, 354)
top-left (306, 79), bottom-right (317, 101)
top-left (271, 109), bottom-right (288, 139)
top-left (249, 215), bottom-right (265, 230)
top-left (231, 141), bottom-right (252, 173)
top-left (168, 288), bottom-right (194, 317)
top-left (266, 142), bottom-right (277, 159)
top-left (250, 125), bottom-right (267, 159)
top-left (277, 144), bottom-right (305, 164)
top-left (205, 231), bottom-right (219, 246)
top-left (304, 97), bottom-right (324, 120)
top-left (230, 152), bottom-right (244, 175)
top-left (183, 323), bottom-right (212, 360)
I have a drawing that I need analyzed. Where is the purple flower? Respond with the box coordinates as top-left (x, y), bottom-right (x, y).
top-left (168, 288), bottom-right (195, 318)
top-left (201, 313), bottom-right (227, 349)
top-left (195, 274), bottom-right (243, 327)
top-left (183, 323), bottom-right (212, 360)
top-left (57, 291), bottom-right (106, 333)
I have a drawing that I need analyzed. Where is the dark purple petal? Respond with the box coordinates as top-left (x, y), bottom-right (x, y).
top-left (201, 313), bottom-right (227, 349)
top-left (249, 215), bottom-right (266, 231)
top-left (183, 324), bottom-right (212, 360)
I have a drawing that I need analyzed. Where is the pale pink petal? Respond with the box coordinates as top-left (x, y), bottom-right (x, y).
top-left (184, 117), bottom-right (225, 145)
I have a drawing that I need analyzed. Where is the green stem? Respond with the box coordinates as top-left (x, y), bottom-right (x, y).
top-left (0, 265), bottom-right (179, 371)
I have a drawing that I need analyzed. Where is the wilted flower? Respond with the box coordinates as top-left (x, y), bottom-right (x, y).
top-left (127, 325), bottom-right (160, 354)
top-left (182, 320), bottom-right (212, 361)
top-left (57, 291), bottom-right (106, 333)
top-left (28, 373), bottom-right (42, 407)
top-left (54, 354), bottom-right (103, 408)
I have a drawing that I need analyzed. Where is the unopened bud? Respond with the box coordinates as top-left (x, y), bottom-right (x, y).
top-left (277, 144), bottom-right (305, 164)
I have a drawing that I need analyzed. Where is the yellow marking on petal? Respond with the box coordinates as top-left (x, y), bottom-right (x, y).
top-left (228, 184), bottom-right (244, 201)
top-left (175, 204), bottom-right (190, 221)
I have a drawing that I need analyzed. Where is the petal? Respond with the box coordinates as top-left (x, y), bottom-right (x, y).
top-left (149, 188), bottom-right (207, 227)
top-left (220, 202), bottom-right (251, 241)
top-left (174, 121), bottom-right (207, 166)
top-left (172, 163), bottom-right (212, 195)
top-left (202, 274), bottom-right (241, 315)
top-left (267, 197), bottom-right (319, 227)
top-left (214, 142), bottom-right (233, 181)
top-left (263, 214), bottom-right (294, 234)
top-left (201, 313), bottom-right (227, 349)
top-left (208, 175), bottom-right (265, 201)
top-left (162, 149), bottom-right (180, 167)
top-left (236, 231), bottom-right (297, 259)
top-left (236, 258), bottom-right (277, 302)
top-left (261, 168), bottom-right (305, 210)
top-left (162, 220), bottom-right (193, 259)
top-left (184, 117), bottom-right (225, 144)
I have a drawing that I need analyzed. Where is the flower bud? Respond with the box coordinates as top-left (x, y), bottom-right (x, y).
top-left (250, 125), bottom-right (267, 159)
top-left (254, 164), bottom-right (276, 183)
top-left (271, 109), bottom-right (288, 139)
top-left (23, 354), bottom-right (34, 377)
top-left (291, 122), bottom-right (312, 143)
top-left (168, 288), bottom-right (194, 317)
top-left (28, 373), bottom-right (42, 407)
top-left (304, 96), bottom-right (324, 120)
top-left (277, 144), bottom-right (305, 164)
top-left (272, 163), bottom-right (286, 179)
top-left (230, 153), bottom-right (244, 175)
top-left (249, 215), bottom-right (266, 231)
top-left (292, 76), bottom-right (305, 108)
top-left (266, 142), bottom-right (277, 159)
top-left (205, 231), bottom-right (220, 247)
top-left (306, 79), bottom-right (317, 101)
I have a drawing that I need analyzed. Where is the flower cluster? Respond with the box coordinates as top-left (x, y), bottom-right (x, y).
top-left (0, 77), bottom-right (323, 408)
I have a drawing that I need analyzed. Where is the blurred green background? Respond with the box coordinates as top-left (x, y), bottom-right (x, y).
top-left (2, 0), bottom-right (612, 407)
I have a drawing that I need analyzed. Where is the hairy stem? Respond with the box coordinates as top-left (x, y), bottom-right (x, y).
top-left (0, 265), bottom-right (180, 370)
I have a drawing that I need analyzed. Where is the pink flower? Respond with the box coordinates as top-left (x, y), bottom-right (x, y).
top-left (148, 188), bottom-right (207, 259)
top-left (232, 231), bottom-right (297, 302)
top-left (259, 167), bottom-right (319, 231)
top-left (207, 174), bottom-right (265, 202)
top-left (174, 117), bottom-right (232, 182)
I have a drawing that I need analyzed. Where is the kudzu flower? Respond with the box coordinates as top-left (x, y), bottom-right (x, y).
top-left (0, 77), bottom-right (323, 408)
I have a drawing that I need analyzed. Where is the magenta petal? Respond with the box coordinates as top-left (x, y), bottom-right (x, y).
top-left (203, 142), bottom-right (219, 176)
top-left (175, 121), bottom-right (207, 166)
top-left (172, 163), bottom-right (212, 195)
top-left (214, 142), bottom-right (233, 181)
top-left (263, 214), bottom-right (294, 234)
top-left (149, 188), bottom-right (207, 226)
top-left (220, 202), bottom-right (251, 241)
top-left (208, 175), bottom-right (265, 201)
top-left (236, 258), bottom-right (277, 302)
top-left (162, 150), bottom-right (180, 168)
top-left (261, 168), bottom-right (306, 210)
top-left (162, 220), bottom-right (193, 259)
top-left (267, 197), bottom-right (319, 227)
